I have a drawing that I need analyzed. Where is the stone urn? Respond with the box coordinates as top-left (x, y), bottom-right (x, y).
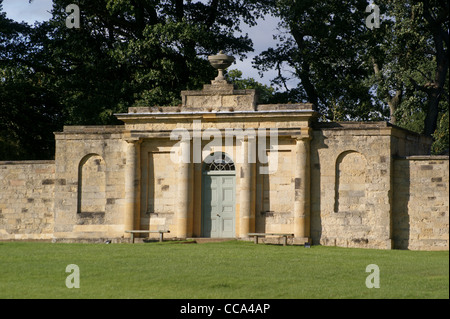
top-left (208, 50), bottom-right (235, 82)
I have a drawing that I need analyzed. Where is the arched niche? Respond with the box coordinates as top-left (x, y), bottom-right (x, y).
top-left (77, 154), bottom-right (106, 214)
top-left (334, 151), bottom-right (367, 214)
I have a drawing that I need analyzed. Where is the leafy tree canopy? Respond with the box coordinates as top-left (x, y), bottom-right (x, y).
top-left (0, 0), bottom-right (448, 159)
top-left (254, 0), bottom-right (448, 153)
top-left (1, 0), bottom-right (274, 159)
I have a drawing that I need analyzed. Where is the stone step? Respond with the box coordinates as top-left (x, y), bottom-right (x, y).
top-left (187, 238), bottom-right (236, 244)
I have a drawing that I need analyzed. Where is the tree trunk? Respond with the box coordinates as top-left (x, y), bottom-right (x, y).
top-left (421, 0), bottom-right (449, 137)
top-left (387, 90), bottom-right (402, 125)
top-left (290, 26), bottom-right (320, 111)
top-left (372, 58), bottom-right (402, 125)
top-left (424, 88), bottom-right (442, 136)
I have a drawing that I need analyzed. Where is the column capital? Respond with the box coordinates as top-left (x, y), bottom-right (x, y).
top-left (239, 135), bottom-right (257, 142)
top-left (293, 127), bottom-right (312, 141)
top-left (125, 138), bottom-right (142, 145)
top-left (294, 136), bottom-right (312, 142)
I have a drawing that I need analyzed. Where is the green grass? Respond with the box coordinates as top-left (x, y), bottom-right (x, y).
top-left (0, 241), bottom-right (448, 299)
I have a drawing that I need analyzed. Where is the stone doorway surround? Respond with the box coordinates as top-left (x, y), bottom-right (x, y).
top-left (201, 152), bottom-right (236, 238)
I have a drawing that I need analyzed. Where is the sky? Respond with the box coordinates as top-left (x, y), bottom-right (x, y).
top-left (1, 0), bottom-right (297, 88)
top-left (2, 0), bottom-right (53, 24)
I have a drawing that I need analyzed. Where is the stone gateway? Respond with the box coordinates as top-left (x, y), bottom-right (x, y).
top-left (0, 52), bottom-right (448, 250)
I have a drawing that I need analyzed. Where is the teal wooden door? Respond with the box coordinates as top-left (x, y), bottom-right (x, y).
top-left (202, 172), bottom-right (236, 238)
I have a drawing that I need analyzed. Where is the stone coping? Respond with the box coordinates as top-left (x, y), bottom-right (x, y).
top-left (125, 103), bottom-right (315, 114)
top-left (0, 160), bottom-right (55, 165)
top-left (58, 125), bottom-right (124, 133)
top-left (394, 155), bottom-right (449, 160)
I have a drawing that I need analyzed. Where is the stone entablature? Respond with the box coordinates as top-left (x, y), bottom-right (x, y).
top-left (181, 83), bottom-right (258, 111)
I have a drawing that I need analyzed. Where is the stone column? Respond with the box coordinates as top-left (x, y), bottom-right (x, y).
top-left (176, 139), bottom-right (192, 239)
top-left (239, 136), bottom-right (256, 237)
top-left (293, 132), bottom-right (311, 243)
top-left (124, 139), bottom-right (141, 237)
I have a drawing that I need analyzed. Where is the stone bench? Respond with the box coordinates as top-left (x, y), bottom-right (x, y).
top-left (248, 233), bottom-right (295, 246)
top-left (125, 230), bottom-right (170, 243)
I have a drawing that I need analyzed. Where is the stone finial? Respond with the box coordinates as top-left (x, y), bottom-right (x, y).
top-left (208, 50), bottom-right (235, 83)
top-left (180, 50), bottom-right (256, 111)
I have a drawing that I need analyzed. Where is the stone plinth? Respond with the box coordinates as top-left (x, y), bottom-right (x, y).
top-left (181, 82), bottom-right (257, 111)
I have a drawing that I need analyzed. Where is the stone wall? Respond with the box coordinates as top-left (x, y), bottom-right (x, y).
top-left (0, 161), bottom-right (55, 240)
top-left (309, 122), bottom-right (448, 250)
top-left (393, 156), bottom-right (449, 250)
top-left (310, 123), bottom-right (395, 249)
top-left (140, 139), bottom-right (177, 238)
top-left (1, 119), bottom-right (447, 250)
top-left (257, 139), bottom-right (296, 235)
top-left (53, 126), bottom-right (127, 241)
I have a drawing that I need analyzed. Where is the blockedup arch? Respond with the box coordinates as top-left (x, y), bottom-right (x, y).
top-left (77, 154), bottom-right (106, 214)
top-left (203, 152), bottom-right (235, 172)
top-left (334, 151), bottom-right (367, 213)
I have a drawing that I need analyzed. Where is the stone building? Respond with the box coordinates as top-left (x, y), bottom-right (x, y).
top-left (0, 53), bottom-right (448, 250)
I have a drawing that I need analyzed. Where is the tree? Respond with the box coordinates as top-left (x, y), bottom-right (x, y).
top-left (255, 0), bottom-right (448, 152)
top-left (0, 0), bottom-right (61, 159)
top-left (254, 0), bottom-right (388, 121)
top-left (1, 0), bottom-right (275, 159)
top-left (372, 0), bottom-right (448, 138)
top-left (226, 69), bottom-right (276, 103)
top-left (40, 0), bottom-right (274, 109)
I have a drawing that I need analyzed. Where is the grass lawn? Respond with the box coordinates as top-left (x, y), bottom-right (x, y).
top-left (0, 240), bottom-right (448, 299)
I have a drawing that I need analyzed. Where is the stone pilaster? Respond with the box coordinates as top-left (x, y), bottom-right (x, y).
top-left (239, 136), bottom-right (256, 237)
top-left (124, 139), bottom-right (141, 237)
top-left (293, 130), bottom-right (312, 244)
top-left (176, 139), bottom-right (192, 239)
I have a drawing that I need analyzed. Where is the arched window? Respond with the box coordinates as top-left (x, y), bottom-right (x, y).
top-left (204, 152), bottom-right (235, 172)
